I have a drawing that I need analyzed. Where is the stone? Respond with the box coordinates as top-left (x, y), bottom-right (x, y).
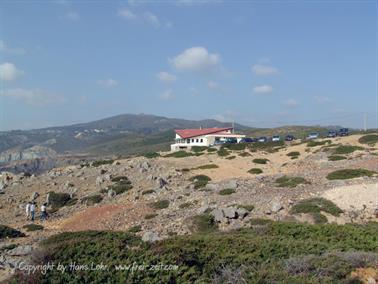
top-left (197, 205), bottom-right (210, 214)
top-left (142, 232), bottom-right (161, 242)
top-left (108, 189), bottom-right (116, 198)
top-left (236, 207), bottom-right (249, 219)
top-left (104, 174), bottom-right (112, 181)
top-left (223, 180), bottom-right (238, 190)
top-left (63, 181), bottom-right (74, 190)
top-left (271, 201), bottom-right (283, 213)
top-left (141, 161), bottom-right (150, 171)
top-left (223, 207), bottom-right (237, 219)
top-left (7, 245), bottom-right (32, 256)
top-left (30, 192), bottom-right (39, 201)
top-left (0, 181), bottom-right (7, 191)
top-left (210, 208), bottom-right (224, 222)
top-left (205, 183), bottom-right (219, 191)
top-left (96, 176), bottom-right (104, 187)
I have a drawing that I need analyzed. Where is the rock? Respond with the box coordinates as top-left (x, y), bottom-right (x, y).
top-left (223, 180), bottom-right (238, 190)
top-left (156, 177), bottom-right (167, 188)
top-left (30, 192), bottom-right (39, 201)
top-left (96, 176), bottom-right (104, 187)
top-left (141, 162), bottom-right (150, 171)
top-left (210, 208), bottom-right (224, 222)
top-left (108, 189), bottom-right (116, 198)
top-left (0, 180), bottom-right (7, 191)
top-left (7, 245), bottom-right (32, 256)
top-left (104, 174), bottom-right (112, 181)
top-left (236, 207), bottom-right (249, 219)
top-left (223, 207), bottom-right (237, 219)
top-left (205, 183), bottom-right (219, 191)
top-left (271, 201), bottom-right (283, 213)
top-left (142, 232), bottom-right (161, 242)
top-left (197, 205), bottom-right (209, 214)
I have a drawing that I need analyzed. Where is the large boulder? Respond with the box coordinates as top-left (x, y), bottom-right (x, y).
top-left (210, 208), bottom-right (224, 222)
top-left (222, 180), bottom-right (238, 190)
top-left (236, 207), bottom-right (249, 219)
top-left (205, 183), bottom-right (219, 191)
top-left (271, 200), bottom-right (283, 213)
top-left (223, 207), bottom-right (238, 219)
top-left (142, 232), bottom-right (161, 243)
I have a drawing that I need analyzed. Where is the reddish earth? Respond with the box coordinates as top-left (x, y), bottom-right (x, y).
top-left (58, 202), bottom-right (154, 232)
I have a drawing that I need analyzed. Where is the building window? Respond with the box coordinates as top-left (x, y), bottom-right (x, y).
top-left (200, 139), bottom-right (203, 142)
top-left (196, 139), bottom-right (199, 142)
top-left (192, 139), bottom-right (194, 142)
top-left (187, 139), bottom-right (190, 143)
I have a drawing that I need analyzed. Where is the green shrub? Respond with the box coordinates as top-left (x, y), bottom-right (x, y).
top-left (326, 169), bottom-right (376, 180)
top-left (328, 155), bottom-right (347, 161)
top-left (249, 140), bottom-right (285, 153)
top-left (248, 168), bottom-right (263, 174)
top-left (287, 151), bottom-right (300, 157)
top-left (111, 176), bottom-right (131, 183)
top-left (290, 198), bottom-right (343, 217)
top-left (48, 192), bottom-right (71, 208)
top-left (239, 152), bottom-right (251, 157)
top-left (164, 151), bottom-right (193, 158)
top-left (144, 214), bottom-right (158, 220)
top-left (189, 213), bottom-right (217, 233)
top-left (207, 147), bottom-right (217, 152)
top-left (310, 212), bottom-right (328, 224)
top-left (359, 134), bottom-right (378, 145)
top-left (189, 175), bottom-right (211, 189)
top-left (142, 189), bottom-right (155, 195)
top-left (223, 143), bottom-right (246, 151)
top-left (92, 160), bottom-right (114, 167)
top-left (191, 146), bottom-right (208, 153)
top-left (65, 198), bottom-right (78, 206)
top-left (237, 205), bottom-right (255, 212)
top-left (226, 156), bottom-right (236, 160)
top-left (82, 195), bottom-right (103, 206)
top-left (250, 218), bottom-right (273, 225)
top-left (275, 176), bottom-right (309, 187)
top-left (0, 244), bottom-right (17, 252)
top-left (218, 188), bottom-right (236, 195)
top-left (217, 148), bottom-right (230, 157)
top-left (150, 200), bottom-right (170, 210)
top-left (307, 140), bottom-right (331, 147)
top-left (192, 164), bottom-right (219, 170)
top-left (0, 225), bottom-right (25, 239)
top-left (179, 202), bottom-right (194, 209)
top-left (128, 225), bottom-right (142, 233)
top-left (109, 183), bottom-right (133, 195)
top-left (23, 224), bottom-right (44, 232)
top-left (143, 152), bottom-right (160, 159)
top-left (253, 158), bottom-right (269, 164)
top-left (333, 145), bottom-right (364, 155)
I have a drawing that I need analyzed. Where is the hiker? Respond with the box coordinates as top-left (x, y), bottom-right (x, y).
top-left (40, 203), bottom-right (47, 221)
top-left (25, 201), bottom-right (31, 220)
top-left (30, 202), bottom-right (36, 222)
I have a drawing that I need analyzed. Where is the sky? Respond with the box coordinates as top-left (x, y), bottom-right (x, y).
top-left (0, 0), bottom-right (377, 131)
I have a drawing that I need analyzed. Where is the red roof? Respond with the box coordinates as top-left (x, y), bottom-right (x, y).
top-left (175, 127), bottom-right (232, 139)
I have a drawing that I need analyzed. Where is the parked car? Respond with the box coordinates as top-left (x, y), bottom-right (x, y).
top-left (285, 135), bottom-right (295, 141)
top-left (225, 138), bottom-right (237, 144)
top-left (338, 128), bottom-right (349, 136)
top-left (271, 135), bottom-right (281, 142)
top-left (327, 130), bottom-right (337, 138)
top-left (307, 132), bottom-right (319, 140)
top-left (213, 140), bottom-right (225, 145)
top-left (240, 137), bottom-right (254, 143)
top-left (258, 136), bottom-right (268, 143)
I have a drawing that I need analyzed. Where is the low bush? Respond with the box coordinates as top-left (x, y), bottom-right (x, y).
top-left (237, 204), bottom-right (255, 212)
top-left (223, 143), bottom-right (246, 151)
top-left (253, 158), bottom-right (269, 164)
top-left (189, 175), bottom-right (211, 189)
top-left (333, 145), bottom-right (364, 155)
top-left (307, 140), bottom-right (331, 147)
top-left (191, 146), bottom-right (208, 153)
top-left (250, 218), bottom-right (273, 225)
top-left (179, 202), bottom-right (194, 209)
top-left (82, 195), bottom-right (103, 206)
top-left (164, 151), bottom-right (193, 158)
top-left (150, 200), bottom-right (170, 210)
top-left (328, 155), bottom-right (347, 161)
top-left (226, 156), bottom-right (236, 160)
top-left (192, 164), bottom-right (219, 170)
top-left (207, 147), bottom-right (217, 152)
top-left (92, 160), bottom-right (114, 167)
top-left (275, 176), bottom-right (309, 187)
top-left (290, 198), bottom-right (343, 217)
top-left (143, 152), bottom-right (160, 159)
top-left (358, 134), bottom-right (378, 145)
top-left (310, 212), bottom-right (328, 224)
top-left (0, 225), bottom-right (25, 239)
top-left (48, 192), bottom-right (71, 208)
top-left (23, 224), bottom-right (44, 232)
top-left (239, 152), bottom-right (251, 157)
top-left (218, 188), bottom-right (236, 195)
top-left (326, 169), bottom-right (376, 180)
top-left (189, 213), bottom-right (217, 233)
top-left (144, 214), bottom-right (158, 220)
top-left (248, 168), bottom-right (263, 174)
top-left (217, 148), bottom-right (230, 157)
top-left (111, 176), bottom-right (131, 183)
top-left (142, 189), bottom-right (155, 195)
top-left (65, 198), bottom-right (78, 206)
top-left (128, 225), bottom-right (142, 233)
top-left (287, 151), bottom-right (300, 157)
top-left (109, 183), bottom-right (133, 195)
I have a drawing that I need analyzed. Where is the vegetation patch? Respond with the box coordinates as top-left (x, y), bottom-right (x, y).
top-left (275, 176), bottom-right (309, 188)
top-left (18, 222), bottom-right (378, 283)
top-left (359, 134), bottom-right (378, 145)
top-left (253, 158), bottom-right (269, 164)
top-left (326, 169), bottom-right (376, 180)
top-left (143, 152), bottom-right (160, 159)
top-left (287, 151), bottom-right (300, 157)
top-left (310, 212), bottom-right (328, 224)
top-left (144, 214), bottom-right (158, 220)
top-left (150, 200), bottom-right (170, 210)
top-left (248, 168), bottom-right (263, 174)
top-left (217, 148), bottom-right (230, 157)
top-left (92, 159), bottom-right (114, 167)
top-left (223, 143), bottom-right (246, 151)
top-left (239, 152), bottom-right (251, 157)
top-left (141, 189), bottom-right (155, 195)
top-left (290, 198), bottom-right (343, 217)
top-left (249, 140), bottom-right (285, 153)
top-left (237, 204), bottom-right (255, 212)
top-left (164, 151), bottom-right (194, 158)
top-left (307, 140), bottom-right (331, 147)
top-left (23, 224), bottom-right (44, 232)
top-left (0, 225), bottom-right (25, 239)
top-left (189, 213), bottom-right (217, 233)
top-left (250, 218), bottom-right (273, 225)
top-left (110, 176), bottom-right (131, 183)
top-left (179, 202), bottom-right (194, 209)
top-left (48, 192), bottom-right (71, 209)
top-left (328, 155), bottom-right (347, 161)
top-left (82, 195), bottom-right (103, 206)
top-left (189, 175), bottom-right (211, 189)
top-left (333, 145), bottom-right (364, 155)
top-left (226, 155), bottom-right (236, 160)
top-left (128, 225), bottom-right (142, 234)
top-left (191, 146), bottom-right (208, 153)
top-left (192, 164), bottom-right (219, 170)
top-left (218, 188), bottom-right (236, 195)
top-left (207, 147), bottom-right (217, 152)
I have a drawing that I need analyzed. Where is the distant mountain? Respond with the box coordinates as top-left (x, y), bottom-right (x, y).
top-left (0, 114), bottom-right (250, 162)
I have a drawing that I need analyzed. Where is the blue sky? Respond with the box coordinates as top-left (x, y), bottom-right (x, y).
top-left (0, 0), bottom-right (377, 130)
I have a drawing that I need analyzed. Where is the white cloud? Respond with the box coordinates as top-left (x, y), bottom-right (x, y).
top-left (177, 0), bottom-right (222, 5)
top-left (118, 8), bottom-right (137, 19)
top-left (157, 71), bottom-right (177, 83)
top-left (314, 95), bottom-right (332, 103)
top-left (0, 88), bottom-right (66, 106)
top-left (252, 64), bottom-right (279, 76)
top-left (97, 79), bottom-right (118, 88)
top-left (171, 46), bottom-right (220, 73)
top-left (143, 11), bottom-right (160, 27)
top-left (0, 41), bottom-right (26, 55)
top-left (160, 89), bottom-right (175, 100)
top-left (0, 62), bottom-right (23, 81)
top-left (64, 11), bottom-right (80, 21)
top-left (253, 84), bottom-right (273, 94)
top-left (207, 81), bottom-right (219, 90)
top-left (284, 98), bottom-right (299, 108)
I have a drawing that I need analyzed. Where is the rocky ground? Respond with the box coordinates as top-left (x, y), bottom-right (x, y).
top-left (0, 134), bottom-right (377, 281)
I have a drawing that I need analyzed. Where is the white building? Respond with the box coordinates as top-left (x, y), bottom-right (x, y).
top-left (170, 127), bottom-right (246, 151)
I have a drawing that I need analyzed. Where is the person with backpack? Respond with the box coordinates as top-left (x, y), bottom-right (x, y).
top-left (30, 202), bottom-right (36, 222)
top-left (40, 203), bottom-right (47, 221)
